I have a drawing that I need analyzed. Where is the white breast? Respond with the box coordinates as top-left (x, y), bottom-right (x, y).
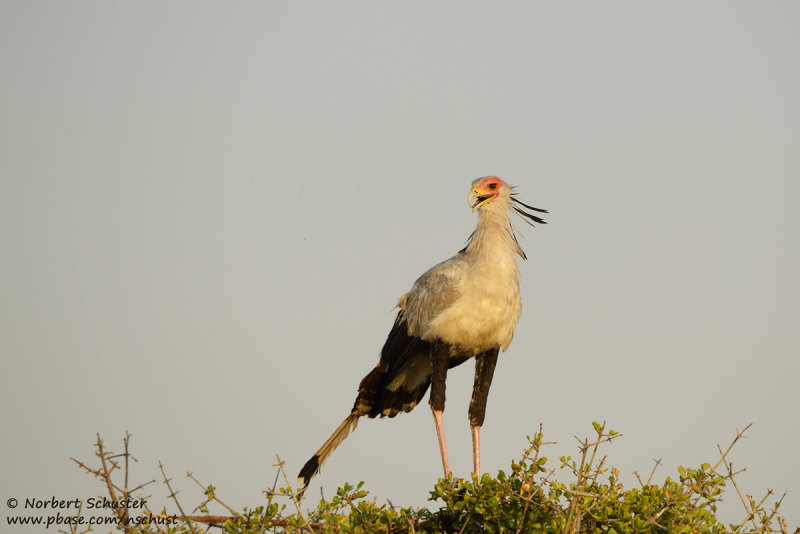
top-left (425, 248), bottom-right (521, 354)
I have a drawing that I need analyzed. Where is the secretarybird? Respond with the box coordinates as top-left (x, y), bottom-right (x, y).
top-left (298, 176), bottom-right (547, 489)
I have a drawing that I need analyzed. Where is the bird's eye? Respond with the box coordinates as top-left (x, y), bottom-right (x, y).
top-left (488, 182), bottom-right (497, 190)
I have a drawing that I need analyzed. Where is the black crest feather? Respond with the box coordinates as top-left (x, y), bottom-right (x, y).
top-left (511, 195), bottom-right (549, 214)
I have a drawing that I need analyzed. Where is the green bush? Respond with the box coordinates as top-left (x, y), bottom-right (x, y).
top-left (70, 423), bottom-right (789, 533)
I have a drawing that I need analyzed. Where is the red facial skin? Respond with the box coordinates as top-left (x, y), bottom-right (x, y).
top-left (477, 176), bottom-right (505, 198)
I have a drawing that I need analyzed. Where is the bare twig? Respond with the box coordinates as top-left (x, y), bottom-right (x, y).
top-left (562, 436), bottom-right (590, 534)
top-left (186, 472), bottom-right (240, 518)
top-left (159, 461), bottom-right (199, 534)
top-left (635, 458), bottom-right (662, 488)
top-left (733, 488), bottom-right (774, 534)
top-left (712, 423), bottom-right (752, 474)
top-left (516, 425), bottom-right (547, 534)
top-left (259, 465), bottom-right (284, 534)
top-left (94, 434), bottom-right (128, 526)
top-left (759, 492), bottom-right (787, 534)
top-left (275, 455), bottom-right (313, 532)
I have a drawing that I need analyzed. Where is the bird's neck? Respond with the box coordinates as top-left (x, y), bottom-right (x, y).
top-left (465, 207), bottom-right (522, 262)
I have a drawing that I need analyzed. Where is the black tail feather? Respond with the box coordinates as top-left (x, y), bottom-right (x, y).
top-left (297, 316), bottom-right (474, 489)
top-left (298, 414), bottom-right (359, 489)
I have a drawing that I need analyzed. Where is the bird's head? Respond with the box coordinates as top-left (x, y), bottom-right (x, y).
top-left (468, 176), bottom-right (509, 211)
top-left (468, 175), bottom-right (548, 225)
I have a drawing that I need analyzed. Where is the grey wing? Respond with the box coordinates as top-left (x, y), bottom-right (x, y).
top-left (399, 254), bottom-right (468, 340)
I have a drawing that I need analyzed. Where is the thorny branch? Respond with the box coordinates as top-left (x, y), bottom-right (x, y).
top-left (70, 425), bottom-right (789, 533)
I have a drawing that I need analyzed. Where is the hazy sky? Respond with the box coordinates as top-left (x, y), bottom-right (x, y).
top-left (2, 1), bottom-right (798, 528)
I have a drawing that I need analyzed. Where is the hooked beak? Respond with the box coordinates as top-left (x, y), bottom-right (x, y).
top-left (468, 189), bottom-right (494, 212)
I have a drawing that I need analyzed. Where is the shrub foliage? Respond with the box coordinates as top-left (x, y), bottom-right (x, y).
top-left (69, 423), bottom-right (789, 533)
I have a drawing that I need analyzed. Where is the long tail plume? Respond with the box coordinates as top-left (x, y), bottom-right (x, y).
top-left (298, 414), bottom-right (360, 490)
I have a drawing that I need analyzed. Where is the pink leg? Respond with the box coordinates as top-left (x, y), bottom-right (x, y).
top-left (432, 408), bottom-right (450, 477)
top-left (471, 425), bottom-right (480, 476)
